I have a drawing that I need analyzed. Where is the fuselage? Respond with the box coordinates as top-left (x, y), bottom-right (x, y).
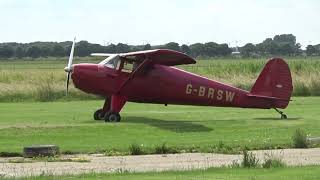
top-left (71, 63), bottom-right (273, 109)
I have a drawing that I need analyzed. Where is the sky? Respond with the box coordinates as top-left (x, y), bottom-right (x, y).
top-left (0, 0), bottom-right (319, 47)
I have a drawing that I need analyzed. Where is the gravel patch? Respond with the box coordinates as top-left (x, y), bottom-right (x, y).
top-left (0, 148), bottom-right (319, 177)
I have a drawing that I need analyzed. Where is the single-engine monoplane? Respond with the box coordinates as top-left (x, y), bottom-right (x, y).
top-left (64, 39), bottom-right (293, 122)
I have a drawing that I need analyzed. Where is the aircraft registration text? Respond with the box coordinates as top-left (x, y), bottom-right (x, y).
top-left (185, 84), bottom-right (235, 102)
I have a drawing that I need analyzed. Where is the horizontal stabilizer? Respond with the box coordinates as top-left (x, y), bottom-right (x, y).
top-left (247, 93), bottom-right (291, 102)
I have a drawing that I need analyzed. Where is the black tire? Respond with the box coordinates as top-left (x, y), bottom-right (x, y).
top-left (94, 109), bottom-right (105, 120)
top-left (104, 112), bottom-right (121, 122)
top-left (281, 114), bottom-right (287, 119)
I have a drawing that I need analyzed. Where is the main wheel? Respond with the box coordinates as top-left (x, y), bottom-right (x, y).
top-left (94, 109), bottom-right (105, 120)
top-left (104, 112), bottom-right (121, 122)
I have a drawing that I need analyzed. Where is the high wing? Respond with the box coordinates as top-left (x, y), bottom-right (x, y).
top-left (91, 49), bottom-right (196, 66)
top-left (90, 53), bottom-right (116, 57)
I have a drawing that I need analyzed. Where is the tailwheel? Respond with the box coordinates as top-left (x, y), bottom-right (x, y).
top-left (281, 114), bottom-right (287, 119)
top-left (93, 109), bottom-right (106, 120)
top-left (104, 112), bottom-right (121, 122)
top-left (274, 108), bottom-right (288, 119)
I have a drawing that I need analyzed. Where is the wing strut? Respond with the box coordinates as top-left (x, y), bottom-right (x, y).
top-left (116, 59), bottom-right (150, 94)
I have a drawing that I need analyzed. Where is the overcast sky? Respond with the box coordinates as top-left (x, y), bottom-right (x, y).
top-left (0, 0), bottom-right (319, 47)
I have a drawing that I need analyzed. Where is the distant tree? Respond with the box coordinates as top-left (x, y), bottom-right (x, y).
top-left (0, 45), bottom-right (14, 58)
top-left (269, 42), bottom-right (280, 55)
top-left (181, 44), bottom-right (191, 55)
top-left (26, 46), bottom-right (41, 58)
top-left (240, 43), bottom-right (256, 57)
top-left (306, 45), bottom-right (316, 56)
top-left (258, 39), bottom-right (279, 55)
top-left (278, 43), bottom-right (294, 56)
top-left (76, 41), bottom-right (91, 57)
top-left (203, 42), bottom-right (219, 57)
top-left (105, 44), bottom-right (117, 53)
top-left (116, 43), bottom-right (130, 53)
top-left (256, 35), bottom-right (302, 56)
top-left (314, 44), bottom-right (320, 55)
top-left (52, 44), bottom-right (66, 57)
top-left (256, 38), bottom-right (272, 55)
top-left (272, 34), bottom-right (297, 55)
top-left (263, 38), bottom-right (273, 44)
top-left (294, 43), bottom-right (302, 55)
top-left (143, 44), bottom-right (152, 50)
top-left (189, 43), bottom-right (205, 57)
top-left (164, 42), bottom-right (180, 52)
top-left (217, 44), bottom-right (232, 56)
top-left (15, 47), bottom-right (25, 58)
top-left (90, 43), bottom-right (105, 53)
top-left (273, 34), bottom-right (296, 46)
top-left (0, 34), bottom-right (306, 58)
top-left (40, 46), bottom-right (51, 57)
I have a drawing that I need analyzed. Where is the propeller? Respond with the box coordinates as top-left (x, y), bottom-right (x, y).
top-left (64, 37), bottom-right (76, 95)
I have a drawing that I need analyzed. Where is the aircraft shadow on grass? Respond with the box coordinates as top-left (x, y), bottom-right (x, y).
top-left (124, 117), bottom-right (212, 133)
top-left (254, 117), bottom-right (301, 121)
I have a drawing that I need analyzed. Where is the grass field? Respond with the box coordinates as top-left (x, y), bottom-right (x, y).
top-left (12, 166), bottom-right (320, 180)
top-left (0, 57), bottom-right (320, 102)
top-left (0, 97), bottom-right (319, 154)
top-left (0, 58), bottom-right (319, 178)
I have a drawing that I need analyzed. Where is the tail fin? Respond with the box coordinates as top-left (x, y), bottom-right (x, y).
top-left (250, 58), bottom-right (293, 108)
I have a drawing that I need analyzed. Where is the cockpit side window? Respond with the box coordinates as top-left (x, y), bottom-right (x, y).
top-left (100, 55), bottom-right (121, 70)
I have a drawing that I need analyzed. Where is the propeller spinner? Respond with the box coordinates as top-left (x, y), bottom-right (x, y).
top-left (65, 37), bottom-right (76, 95)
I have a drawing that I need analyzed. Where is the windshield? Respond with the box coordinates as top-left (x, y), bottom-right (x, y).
top-left (99, 55), bottom-right (120, 69)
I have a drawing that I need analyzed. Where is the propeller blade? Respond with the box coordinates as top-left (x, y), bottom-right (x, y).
top-left (65, 37), bottom-right (76, 96)
top-left (67, 37), bottom-right (76, 71)
top-left (66, 72), bottom-right (70, 95)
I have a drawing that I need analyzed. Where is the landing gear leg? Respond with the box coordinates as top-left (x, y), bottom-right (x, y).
top-left (93, 97), bottom-right (111, 121)
top-left (274, 108), bottom-right (287, 119)
top-left (104, 95), bottom-right (127, 123)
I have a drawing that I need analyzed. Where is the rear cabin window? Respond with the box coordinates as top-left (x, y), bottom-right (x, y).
top-left (122, 61), bottom-right (134, 73)
top-left (121, 61), bottom-right (139, 73)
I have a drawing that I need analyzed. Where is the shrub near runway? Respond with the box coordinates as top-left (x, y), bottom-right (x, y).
top-left (0, 57), bottom-right (320, 102)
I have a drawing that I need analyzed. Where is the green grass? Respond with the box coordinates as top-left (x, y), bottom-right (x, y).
top-left (0, 57), bottom-right (320, 102)
top-left (11, 166), bottom-right (320, 180)
top-left (0, 97), bottom-right (319, 154)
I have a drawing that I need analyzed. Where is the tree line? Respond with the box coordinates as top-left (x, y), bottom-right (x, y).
top-left (0, 34), bottom-right (319, 59)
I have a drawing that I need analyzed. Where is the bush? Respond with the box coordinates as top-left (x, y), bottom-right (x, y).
top-left (262, 158), bottom-right (286, 168)
top-left (215, 141), bottom-right (235, 154)
top-left (105, 149), bottom-right (124, 156)
top-left (129, 144), bottom-right (143, 155)
top-left (154, 143), bottom-right (170, 154)
top-left (0, 152), bottom-right (22, 157)
top-left (241, 148), bottom-right (259, 168)
top-left (35, 74), bottom-right (58, 102)
top-left (293, 82), bottom-right (311, 96)
top-left (229, 160), bottom-right (241, 168)
top-left (292, 128), bottom-right (308, 148)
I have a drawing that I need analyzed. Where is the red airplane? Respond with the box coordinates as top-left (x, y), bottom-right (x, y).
top-left (64, 39), bottom-right (293, 122)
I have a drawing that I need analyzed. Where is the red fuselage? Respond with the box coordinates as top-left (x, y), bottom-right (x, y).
top-left (71, 63), bottom-right (276, 109)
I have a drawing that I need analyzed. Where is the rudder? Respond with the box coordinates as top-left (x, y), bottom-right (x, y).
top-left (250, 58), bottom-right (293, 108)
